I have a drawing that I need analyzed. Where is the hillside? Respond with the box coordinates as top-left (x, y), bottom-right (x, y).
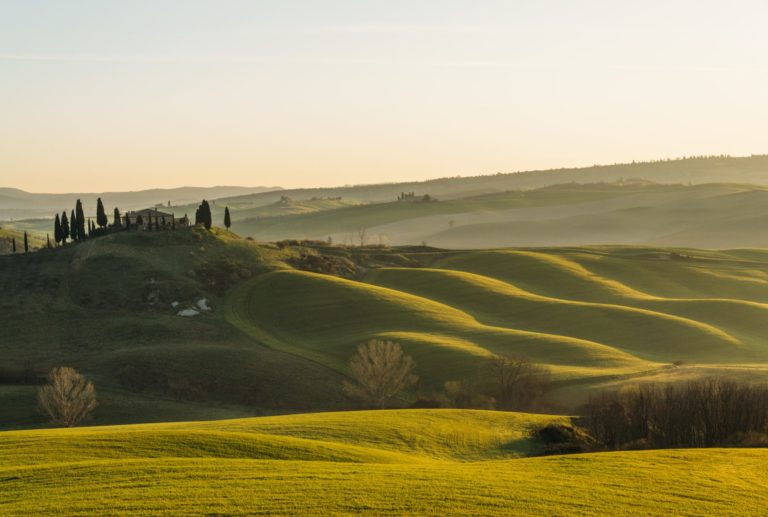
top-left (2, 410), bottom-right (767, 515)
top-left (4, 230), bottom-right (768, 428)
top-left (231, 182), bottom-right (768, 248)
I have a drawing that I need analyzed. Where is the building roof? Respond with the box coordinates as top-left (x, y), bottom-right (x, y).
top-left (127, 208), bottom-right (175, 218)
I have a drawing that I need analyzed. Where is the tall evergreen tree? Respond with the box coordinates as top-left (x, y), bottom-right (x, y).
top-left (200, 200), bottom-right (212, 230)
top-left (113, 207), bottom-right (122, 227)
top-left (23, 232), bottom-right (28, 253)
top-left (96, 197), bottom-right (108, 228)
top-left (46, 233), bottom-right (51, 249)
top-left (75, 200), bottom-right (86, 241)
top-left (224, 206), bottom-right (231, 229)
top-left (125, 213), bottom-right (131, 231)
top-left (147, 213), bottom-right (153, 231)
top-left (54, 213), bottom-right (62, 245)
top-left (12, 237), bottom-right (16, 253)
top-left (70, 209), bottom-right (78, 242)
top-left (61, 211), bottom-right (69, 243)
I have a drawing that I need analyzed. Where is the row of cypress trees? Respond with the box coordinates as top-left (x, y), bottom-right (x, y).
top-left (52, 197), bottom-right (116, 246)
top-left (194, 201), bottom-right (232, 231)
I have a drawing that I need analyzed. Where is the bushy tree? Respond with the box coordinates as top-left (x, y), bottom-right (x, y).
top-left (96, 197), bottom-right (108, 228)
top-left (37, 367), bottom-right (98, 427)
top-left (343, 340), bottom-right (417, 408)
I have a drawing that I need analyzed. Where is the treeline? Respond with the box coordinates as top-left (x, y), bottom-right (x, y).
top-left (53, 197), bottom-right (118, 246)
top-left (583, 379), bottom-right (768, 449)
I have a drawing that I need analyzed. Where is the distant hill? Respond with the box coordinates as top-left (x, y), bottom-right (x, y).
top-left (0, 185), bottom-right (280, 220)
top-left (229, 182), bottom-right (768, 248)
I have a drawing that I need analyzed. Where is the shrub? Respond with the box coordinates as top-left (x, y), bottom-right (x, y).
top-left (37, 367), bottom-right (98, 427)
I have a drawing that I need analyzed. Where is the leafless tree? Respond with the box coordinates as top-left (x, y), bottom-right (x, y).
top-left (357, 227), bottom-right (368, 247)
top-left (37, 367), bottom-right (98, 427)
top-left (488, 355), bottom-right (551, 411)
top-left (343, 340), bottom-right (417, 408)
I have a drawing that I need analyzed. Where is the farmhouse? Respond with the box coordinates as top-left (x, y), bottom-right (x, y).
top-left (124, 208), bottom-right (189, 230)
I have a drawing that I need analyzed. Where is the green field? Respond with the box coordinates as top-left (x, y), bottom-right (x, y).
top-left (1, 409), bottom-right (766, 515)
top-left (4, 228), bottom-right (768, 427)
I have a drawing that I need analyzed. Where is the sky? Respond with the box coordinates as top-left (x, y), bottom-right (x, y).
top-left (2, 0), bottom-right (768, 193)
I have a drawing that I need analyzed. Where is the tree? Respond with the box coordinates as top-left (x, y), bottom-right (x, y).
top-left (70, 209), bottom-right (78, 241)
top-left (11, 237), bottom-right (16, 253)
top-left (147, 213), bottom-right (153, 231)
top-left (224, 206), bottom-right (231, 229)
top-left (198, 200), bottom-right (212, 230)
top-left (125, 213), bottom-right (131, 231)
top-left (113, 207), bottom-right (122, 227)
top-left (61, 211), bottom-right (70, 243)
top-left (75, 200), bottom-right (85, 241)
top-left (487, 355), bottom-right (550, 411)
top-left (23, 231), bottom-right (28, 253)
top-left (136, 214), bottom-right (144, 228)
top-left (54, 213), bottom-right (62, 245)
top-left (343, 340), bottom-right (417, 408)
top-left (96, 197), bottom-right (108, 228)
top-left (46, 233), bottom-right (51, 249)
top-left (36, 367), bottom-right (98, 427)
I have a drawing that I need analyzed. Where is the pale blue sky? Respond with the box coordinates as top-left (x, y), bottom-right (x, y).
top-left (2, 1), bottom-right (768, 192)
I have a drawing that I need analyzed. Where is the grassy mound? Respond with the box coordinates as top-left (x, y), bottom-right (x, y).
top-left (2, 410), bottom-right (767, 515)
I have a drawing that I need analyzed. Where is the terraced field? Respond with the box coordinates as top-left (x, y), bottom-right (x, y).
top-left (2, 410), bottom-right (767, 515)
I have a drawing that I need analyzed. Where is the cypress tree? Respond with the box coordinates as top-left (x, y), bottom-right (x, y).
top-left (201, 200), bottom-right (212, 230)
top-left (147, 213), bottom-right (153, 231)
top-left (75, 200), bottom-right (85, 241)
top-left (224, 206), bottom-right (231, 229)
top-left (125, 213), bottom-right (131, 231)
top-left (61, 211), bottom-right (69, 243)
top-left (70, 209), bottom-right (78, 242)
top-left (23, 232), bottom-right (28, 253)
top-left (47, 233), bottom-right (51, 249)
top-left (96, 198), bottom-right (108, 228)
top-left (12, 237), bottom-right (16, 253)
top-left (137, 214), bottom-right (144, 228)
top-left (113, 207), bottom-right (121, 227)
top-left (54, 213), bottom-right (62, 245)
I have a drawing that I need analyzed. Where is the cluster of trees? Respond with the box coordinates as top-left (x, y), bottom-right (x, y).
top-left (396, 192), bottom-right (435, 202)
top-left (194, 200), bottom-right (212, 229)
top-left (583, 379), bottom-right (768, 449)
top-left (341, 341), bottom-right (550, 411)
top-left (53, 197), bottom-right (116, 246)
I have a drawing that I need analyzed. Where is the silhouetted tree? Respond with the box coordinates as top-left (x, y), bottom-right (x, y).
top-left (70, 209), bottom-right (78, 242)
top-left (96, 197), bottom-right (108, 228)
top-left (147, 213), bottom-right (153, 231)
top-left (23, 231), bottom-right (28, 253)
top-left (136, 214), bottom-right (144, 228)
top-left (75, 200), bottom-right (85, 240)
top-left (125, 213), bottom-right (131, 231)
top-left (113, 207), bottom-right (121, 227)
top-left (11, 237), bottom-right (16, 253)
top-left (46, 233), bottom-right (51, 249)
top-left (224, 206), bottom-right (231, 229)
top-left (198, 200), bottom-right (212, 230)
top-left (54, 213), bottom-right (62, 246)
top-left (61, 211), bottom-right (69, 243)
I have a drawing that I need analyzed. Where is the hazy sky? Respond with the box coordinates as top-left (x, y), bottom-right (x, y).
top-left (2, 1), bottom-right (768, 192)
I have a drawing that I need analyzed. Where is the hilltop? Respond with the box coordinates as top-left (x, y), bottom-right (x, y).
top-left (4, 229), bottom-right (768, 428)
top-left (1, 409), bottom-right (766, 515)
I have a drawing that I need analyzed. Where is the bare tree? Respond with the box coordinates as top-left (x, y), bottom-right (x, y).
top-left (37, 367), bottom-right (98, 427)
top-left (356, 227), bottom-right (368, 247)
top-left (488, 355), bottom-right (551, 411)
top-left (343, 340), bottom-right (417, 408)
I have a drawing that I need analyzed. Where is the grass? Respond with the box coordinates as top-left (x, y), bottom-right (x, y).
top-left (2, 409), bottom-right (767, 515)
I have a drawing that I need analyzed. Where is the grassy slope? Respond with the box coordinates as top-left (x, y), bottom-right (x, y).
top-left (2, 410), bottom-right (767, 515)
top-left (231, 182), bottom-right (768, 249)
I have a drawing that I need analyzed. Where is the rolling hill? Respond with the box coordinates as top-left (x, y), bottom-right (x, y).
top-left (4, 229), bottom-right (768, 428)
top-left (2, 409), bottom-right (766, 515)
